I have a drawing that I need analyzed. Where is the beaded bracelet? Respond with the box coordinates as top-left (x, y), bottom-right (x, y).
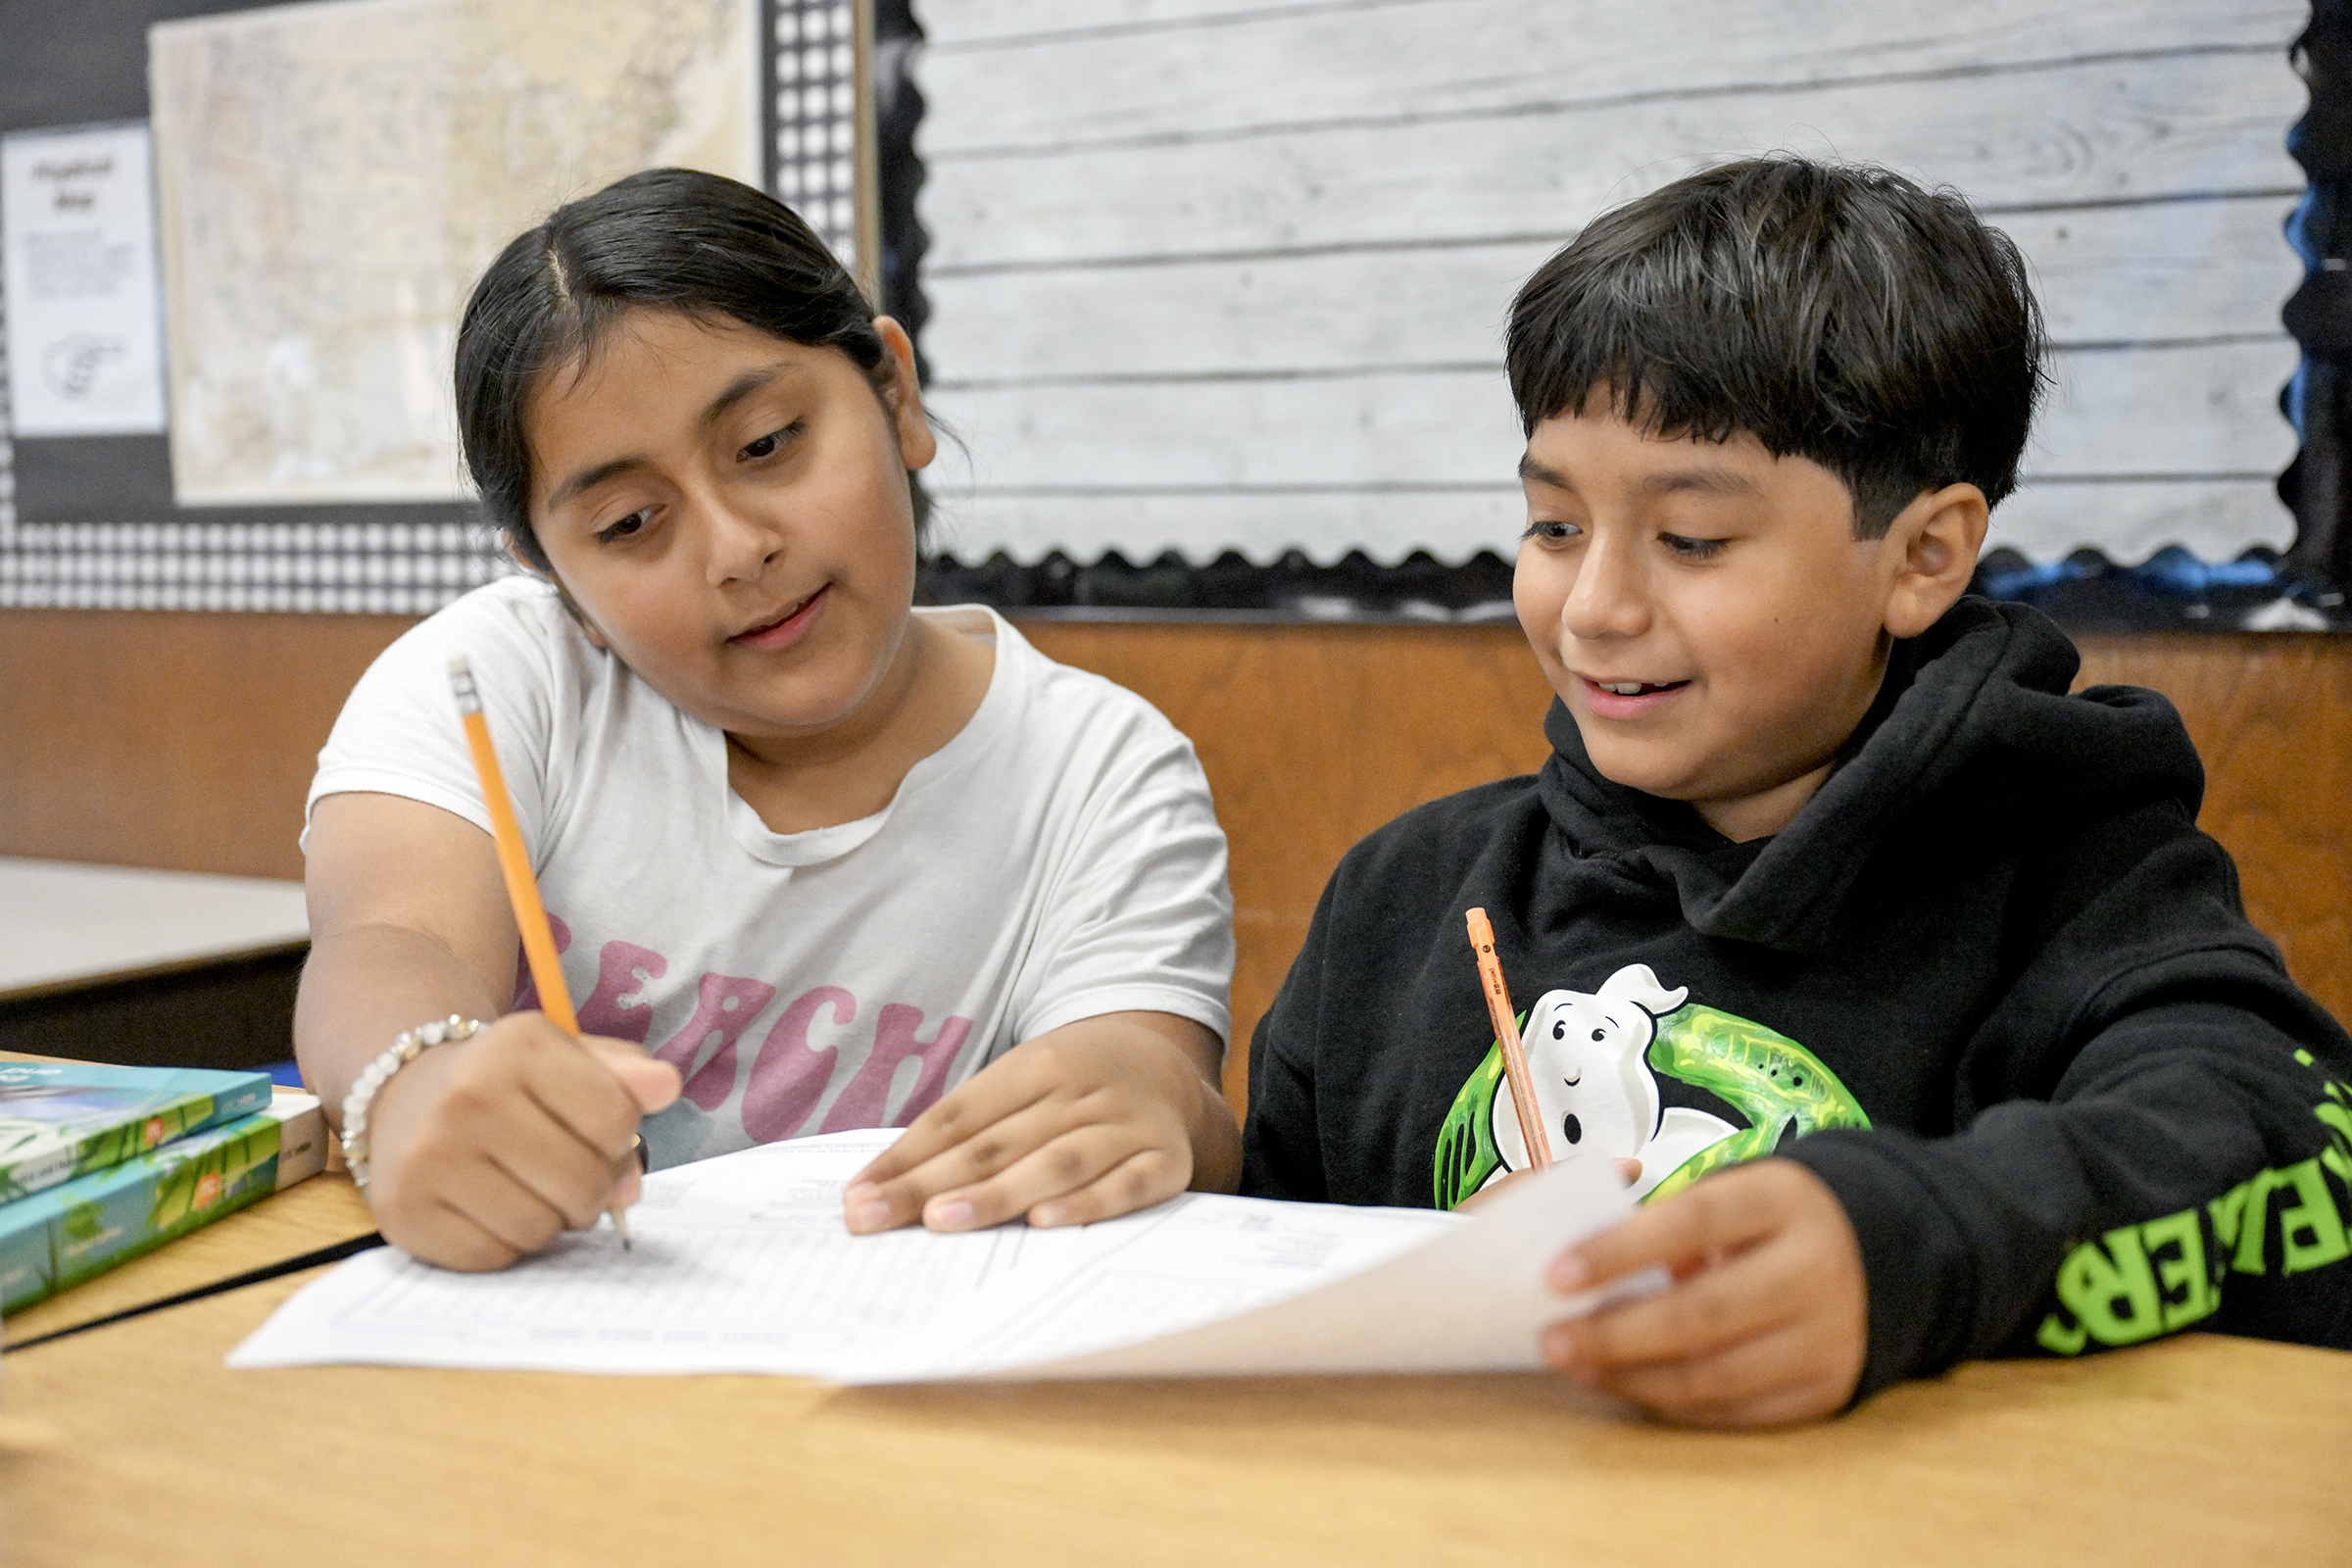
top-left (339, 1015), bottom-right (485, 1191)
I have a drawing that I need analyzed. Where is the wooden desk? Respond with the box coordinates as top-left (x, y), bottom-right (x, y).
top-left (0, 858), bottom-right (309, 1070)
top-left (2, 1180), bottom-right (2347, 1567)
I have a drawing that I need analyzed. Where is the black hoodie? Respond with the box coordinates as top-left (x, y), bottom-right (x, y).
top-left (1242, 598), bottom-right (2352, 1397)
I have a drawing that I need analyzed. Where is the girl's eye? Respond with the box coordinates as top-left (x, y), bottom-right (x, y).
top-left (738, 420), bottom-right (804, 463)
top-left (596, 509), bottom-right (652, 546)
top-left (1661, 532), bottom-right (1728, 561)
top-left (1521, 519), bottom-right (1579, 544)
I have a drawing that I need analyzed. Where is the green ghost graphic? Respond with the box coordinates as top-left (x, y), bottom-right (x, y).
top-left (1433, 963), bottom-right (1869, 1210)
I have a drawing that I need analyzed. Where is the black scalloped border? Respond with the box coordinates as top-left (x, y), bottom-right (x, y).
top-left (909, 544), bottom-right (2352, 630)
top-left (896, 16), bottom-right (2350, 632)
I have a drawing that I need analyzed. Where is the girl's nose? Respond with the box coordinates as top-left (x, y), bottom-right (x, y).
top-left (704, 498), bottom-right (785, 586)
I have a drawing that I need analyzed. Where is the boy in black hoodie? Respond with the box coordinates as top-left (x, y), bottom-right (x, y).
top-left (1241, 157), bottom-right (2352, 1425)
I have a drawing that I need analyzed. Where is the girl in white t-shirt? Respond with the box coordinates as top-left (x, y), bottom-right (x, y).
top-left (297, 169), bottom-right (1238, 1272)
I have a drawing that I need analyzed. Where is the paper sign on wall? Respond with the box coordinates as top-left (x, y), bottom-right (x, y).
top-left (0, 123), bottom-right (170, 437)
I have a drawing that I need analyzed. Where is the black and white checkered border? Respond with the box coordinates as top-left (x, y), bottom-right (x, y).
top-left (776, 0), bottom-right (860, 266)
top-left (0, 0), bottom-right (858, 614)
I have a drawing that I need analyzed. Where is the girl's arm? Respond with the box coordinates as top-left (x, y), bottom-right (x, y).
top-left (298, 791), bottom-right (679, 1269)
top-left (841, 1011), bottom-right (1240, 1233)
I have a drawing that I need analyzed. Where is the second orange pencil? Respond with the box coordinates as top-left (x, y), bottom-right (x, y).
top-left (1465, 906), bottom-right (1554, 1170)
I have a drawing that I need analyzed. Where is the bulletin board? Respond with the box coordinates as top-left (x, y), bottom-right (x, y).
top-left (4, 0), bottom-right (2345, 630)
top-left (0, 0), bottom-right (873, 613)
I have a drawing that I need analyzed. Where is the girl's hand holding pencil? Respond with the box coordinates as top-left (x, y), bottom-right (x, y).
top-left (357, 1012), bottom-right (679, 1271)
top-left (299, 776), bottom-right (682, 1273)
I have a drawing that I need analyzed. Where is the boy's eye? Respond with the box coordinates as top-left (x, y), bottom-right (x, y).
top-left (596, 508), bottom-right (652, 546)
top-left (738, 420), bottom-right (805, 463)
top-left (1660, 532), bottom-right (1728, 561)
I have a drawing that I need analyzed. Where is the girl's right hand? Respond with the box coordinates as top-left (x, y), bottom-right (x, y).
top-left (356, 1011), bottom-right (682, 1270)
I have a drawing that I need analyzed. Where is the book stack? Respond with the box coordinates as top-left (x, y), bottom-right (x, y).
top-left (0, 1060), bottom-right (327, 1315)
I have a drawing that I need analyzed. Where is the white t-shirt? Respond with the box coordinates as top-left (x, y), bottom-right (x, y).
top-left (307, 577), bottom-right (1233, 1170)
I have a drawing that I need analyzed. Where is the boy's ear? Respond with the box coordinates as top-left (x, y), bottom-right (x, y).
top-left (502, 535), bottom-right (611, 650)
top-left (1881, 482), bottom-right (1989, 640)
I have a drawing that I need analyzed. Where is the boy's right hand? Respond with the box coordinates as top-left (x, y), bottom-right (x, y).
top-left (357, 1012), bottom-right (682, 1270)
top-left (1537, 1158), bottom-right (1867, 1427)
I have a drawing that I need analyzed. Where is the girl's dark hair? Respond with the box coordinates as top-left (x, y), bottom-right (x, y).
top-left (1505, 157), bottom-right (2047, 537)
top-left (455, 167), bottom-right (914, 570)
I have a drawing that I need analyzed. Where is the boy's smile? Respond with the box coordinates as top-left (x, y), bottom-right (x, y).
top-left (1514, 411), bottom-right (1943, 843)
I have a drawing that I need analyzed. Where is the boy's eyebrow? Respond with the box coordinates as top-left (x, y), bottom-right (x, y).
top-left (1638, 466), bottom-right (1763, 499)
top-left (1518, 455), bottom-right (1574, 490)
top-left (545, 359), bottom-right (803, 511)
top-left (1516, 454), bottom-right (1763, 499)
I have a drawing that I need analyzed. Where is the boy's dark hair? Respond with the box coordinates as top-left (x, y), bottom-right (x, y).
top-left (1505, 157), bottom-right (2046, 537)
top-left (455, 167), bottom-right (917, 572)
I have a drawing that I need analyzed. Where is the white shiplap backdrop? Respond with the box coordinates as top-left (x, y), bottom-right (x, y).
top-left (912, 0), bottom-right (2308, 568)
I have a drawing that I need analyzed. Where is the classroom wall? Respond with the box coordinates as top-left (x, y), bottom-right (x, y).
top-left (3, 610), bottom-right (2346, 1107)
top-left (913, 0), bottom-right (2306, 570)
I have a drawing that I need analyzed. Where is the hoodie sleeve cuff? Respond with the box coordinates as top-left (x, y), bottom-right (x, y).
top-left (1781, 1129), bottom-right (1980, 1403)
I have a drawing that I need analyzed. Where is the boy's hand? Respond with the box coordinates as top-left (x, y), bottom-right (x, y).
top-left (1540, 1158), bottom-right (1867, 1427)
top-left (361, 1011), bottom-right (682, 1271)
top-left (842, 1011), bottom-right (1237, 1234)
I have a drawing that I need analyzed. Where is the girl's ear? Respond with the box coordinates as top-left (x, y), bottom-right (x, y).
top-left (872, 316), bottom-right (937, 471)
top-left (502, 534), bottom-right (611, 649)
top-left (1881, 482), bottom-right (1988, 640)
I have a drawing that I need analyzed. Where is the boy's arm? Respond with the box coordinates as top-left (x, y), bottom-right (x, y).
top-left (1804, 814), bottom-right (2352, 1394)
top-left (1240, 1005), bottom-right (1330, 1201)
top-left (1541, 995), bottom-right (2351, 1424)
top-left (1549, 819), bottom-right (2352, 1421)
top-left (1785, 989), bottom-right (2352, 1394)
top-left (1238, 873), bottom-right (1343, 1202)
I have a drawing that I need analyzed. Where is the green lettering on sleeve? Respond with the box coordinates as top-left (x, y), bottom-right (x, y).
top-left (2054, 1227), bottom-right (2166, 1347)
top-left (2035, 1304), bottom-right (2090, 1356)
top-left (2276, 1157), bottom-right (2351, 1275)
top-left (2140, 1209), bottom-right (2218, 1331)
top-left (2231, 1169), bottom-right (2295, 1274)
top-left (2209, 1180), bottom-right (2253, 1256)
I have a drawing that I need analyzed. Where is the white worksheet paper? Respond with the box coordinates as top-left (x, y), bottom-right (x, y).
top-left (227, 1130), bottom-right (1645, 1381)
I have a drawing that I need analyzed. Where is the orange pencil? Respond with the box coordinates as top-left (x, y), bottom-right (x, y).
top-left (1465, 907), bottom-right (1553, 1170)
top-left (450, 657), bottom-right (630, 1247)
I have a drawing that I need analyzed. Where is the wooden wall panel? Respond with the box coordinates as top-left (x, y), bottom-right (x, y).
top-left (1020, 621), bottom-right (1556, 1103)
top-left (4, 609), bottom-right (2345, 1107)
top-left (0, 609), bottom-right (413, 880)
